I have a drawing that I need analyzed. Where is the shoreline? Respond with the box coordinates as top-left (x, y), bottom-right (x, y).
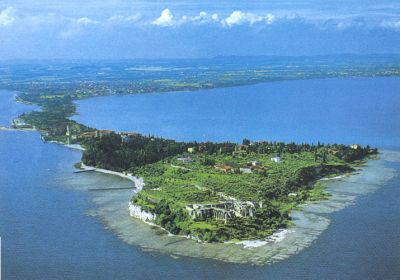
top-left (88, 152), bottom-right (395, 265)
top-left (77, 160), bottom-right (296, 247)
top-left (0, 126), bottom-right (37, 132)
top-left (2, 88), bottom-right (396, 264)
top-left (79, 160), bottom-right (362, 249)
top-left (1, 117), bottom-right (374, 250)
top-left (79, 162), bottom-right (144, 192)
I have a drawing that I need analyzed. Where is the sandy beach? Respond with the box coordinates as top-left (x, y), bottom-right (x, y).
top-left (80, 162), bottom-right (144, 192)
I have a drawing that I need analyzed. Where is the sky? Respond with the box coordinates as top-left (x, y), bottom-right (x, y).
top-left (0, 0), bottom-right (400, 59)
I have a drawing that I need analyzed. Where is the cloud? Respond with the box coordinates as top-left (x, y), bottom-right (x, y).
top-left (75, 17), bottom-right (99, 25)
top-left (150, 9), bottom-right (276, 28)
top-left (107, 14), bottom-right (141, 25)
top-left (381, 19), bottom-right (400, 30)
top-left (59, 16), bottom-right (99, 38)
top-left (0, 7), bottom-right (15, 26)
top-left (152, 9), bottom-right (174, 26)
top-left (180, 11), bottom-right (220, 25)
top-left (1, 6), bottom-right (399, 34)
top-left (223, 11), bottom-right (275, 27)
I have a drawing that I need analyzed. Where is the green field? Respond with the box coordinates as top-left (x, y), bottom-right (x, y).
top-left (129, 143), bottom-right (372, 242)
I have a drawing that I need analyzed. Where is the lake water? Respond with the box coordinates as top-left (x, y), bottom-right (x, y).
top-left (73, 77), bottom-right (400, 149)
top-left (1, 78), bottom-right (400, 279)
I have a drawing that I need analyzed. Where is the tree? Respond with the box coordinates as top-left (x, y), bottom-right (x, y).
top-left (202, 157), bottom-right (215, 166)
top-left (242, 138), bottom-right (251, 145)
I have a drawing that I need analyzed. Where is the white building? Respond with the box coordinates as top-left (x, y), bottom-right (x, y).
top-left (240, 168), bottom-right (252, 174)
top-left (271, 156), bottom-right (282, 163)
top-left (177, 157), bottom-right (193, 163)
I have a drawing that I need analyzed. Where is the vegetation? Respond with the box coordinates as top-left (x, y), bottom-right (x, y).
top-left (10, 55), bottom-right (400, 143)
top-left (5, 57), bottom-right (381, 242)
top-left (16, 93), bottom-right (92, 142)
top-left (80, 133), bottom-right (376, 242)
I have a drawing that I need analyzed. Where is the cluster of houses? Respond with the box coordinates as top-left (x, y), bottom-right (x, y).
top-left (214, 160), bottom-right (265, 174)
top-left (66, 126), bottom-right (139, 144)
top-left (176, 154), bottom-right (282, 175)
top-left (214, 158), bottom-right (282, 175)
top-left (11, 119), bottom-right (34, 129)
top-left (328, 144), bottom-right (361, 155)
top-left (186, 200), bottom-right (255, 224)
top-left (75, 129), bottom-right (113, 141)
top-left (120, 132), bottom-right (139, 143)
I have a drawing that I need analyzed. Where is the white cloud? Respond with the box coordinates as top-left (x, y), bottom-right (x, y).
top-left (180, 11), bottom-right (220, 25)
top-left (1, 6), bottom-right (398, 34)
top-left (381, 19), bottom-right (400, 30)
top-left (107, 14), bottom-right (141, 25)
top-left (223, 11), bottom-right (275, 27)
top-left (76, 17), bottom-right (99, 25)
top-left (211, 14), bottom-right (219, 21)
top-left (265, 14), bottom-right (275, 24)
top-left (58, 17), bottom-right (99, 38)
top-left (0, 7), bottom-right (15, 26)
top-left (152, 9), bottom-right (174, 26)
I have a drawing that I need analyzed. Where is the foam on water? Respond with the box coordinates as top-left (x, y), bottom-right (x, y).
top-left (59, 151), bottom-right (397, 265)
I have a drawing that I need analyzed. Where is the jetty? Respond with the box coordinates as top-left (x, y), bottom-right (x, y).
top-left (74, 168), bottom-right (96, 173)
top-left (88, 186), bottom-right (135, 191)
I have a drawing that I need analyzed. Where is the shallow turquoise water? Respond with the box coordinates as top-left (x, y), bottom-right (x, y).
top-left (1, 77), bottom-right (400, 279)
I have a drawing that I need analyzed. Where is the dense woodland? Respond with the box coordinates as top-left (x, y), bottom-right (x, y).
top-left (82, 133), bottom-right (191, 171)
top-left (17, 93), bottom-right (92, 141)
top-left (81, 133), bottom-right (376, 172)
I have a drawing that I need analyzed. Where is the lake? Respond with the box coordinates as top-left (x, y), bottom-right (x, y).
top-left (1, 77), bottom-right (400, 279)
top-left (73, 77), bottom-right (400, 148)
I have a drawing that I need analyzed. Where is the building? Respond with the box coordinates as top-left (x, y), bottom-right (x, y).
top-left (177, 157), bottom-right (193, 163)
top-left (95, 130), bottom-right (113, 137)
top-left (219, 146), bottom-right (235, 154)
top-left (78, 131), bottom-right (97, 139)
top-left (235, 144), bottom-right (249, 151)
top-left (249, 160), bottom-right (261, 167)
top-left (350, 144), bottom-right (361, 150)
top-left (214, 164), bottom-right (233, 173)
top-left (239, 167), bottom-right (252, 174)
top-left (66, 124), bottom-right (72, 145)
top-left (187, 147), bottom-right (196, 153)
top-left (271, 156), bottom-right (282, 163)
top-left (328, 148), bottom-right (339, 155)
top-left (78, 130), bottom-right (113, 140)
top-left (11, 119), bottom-right (33, 129)
top-left (121, 135), bottom-right (131, 143)
top-left (186, 200), bottom-right (255, 224)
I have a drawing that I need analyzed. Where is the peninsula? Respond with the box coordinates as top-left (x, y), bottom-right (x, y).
top-left (79, 132), bottom-right (376, 242)
top-left (3, 56), bottom-right (384, 243)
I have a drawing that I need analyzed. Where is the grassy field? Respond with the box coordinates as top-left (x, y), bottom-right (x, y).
top-left (131, 148), bottom-right (358, 242)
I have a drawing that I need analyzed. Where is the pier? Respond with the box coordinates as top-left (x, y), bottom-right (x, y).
top-left (74, 168), bottom-right (96, 173)
top-left (88, 186), bottom-right (135, 191)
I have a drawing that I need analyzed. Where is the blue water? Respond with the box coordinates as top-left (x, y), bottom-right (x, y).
top-left (0, 90), bottom-right (36, 126)
top-left (1, 78), bottom-right (400, 279)
top-left (73, 77), bottom-right (400, 149)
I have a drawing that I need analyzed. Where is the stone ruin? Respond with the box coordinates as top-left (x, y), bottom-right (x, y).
top-left (186, 200), bottom-right (255, 224)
